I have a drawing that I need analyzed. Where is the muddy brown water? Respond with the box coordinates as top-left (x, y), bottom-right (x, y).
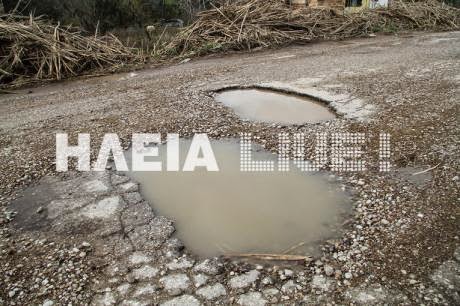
top-left (215, 88), bottom-right (336, 124)
top-left (127, 139), bottom-right (350, 258)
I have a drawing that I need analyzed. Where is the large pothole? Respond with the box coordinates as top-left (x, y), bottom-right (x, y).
top-left (127, 139), bottom-right (351, 258)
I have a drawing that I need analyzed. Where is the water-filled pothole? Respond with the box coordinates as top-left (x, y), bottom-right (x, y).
top-left (215, 88), bottom-right (336, 124)
top-left (128, 139), bottom-right (350, 258)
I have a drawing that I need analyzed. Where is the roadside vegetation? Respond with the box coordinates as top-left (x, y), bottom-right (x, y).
top-left (0, 0), bottom-right (459, 89)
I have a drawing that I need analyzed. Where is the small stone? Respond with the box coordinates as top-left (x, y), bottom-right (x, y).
top-left (129, 252), bottom-right (152, 266)
top-left (381, 219), bottom-right (390, 225)
top-left (315, 260), bottom-right (323, 267)
top-left (196, 283), bottom-right (226, 300)
top-left (237, 292), bottom-right (267, 306)
top-left (161, 295), bottom-right (201, 306)
top-left (345, 272), bottom-right (353, 279)
top-left (92, 292), bottom-right (116, 306)
top-left (311, 275), bottom-right (334, 292)
top-left (193, 274), bottom-right (209, 288)
top-left (261, 276), bottom-right (273, 286)
top-left (164, 238), bottom-right (185, 257)
top-left (345, 284), bottom-right (389, 305)
top-left (166, 257), bottom-right (194, 270)
top-left (281, 280), bottom-right (297, 294)
top-left (126, 275), bottom-right (136, 284)
top-left (160, 274), bottom-right (191, 296)
top-left (229, 270), bottom-right (260, 289)
top-left (36, 206), bottom-right (44, 214)
top-left (283, 269), bottom-right (294, 277)
top-left (263, 288), bottom-right (280, 300)
top-left (131, 265), bottom-right (159, 280)
top-left (133, 284), bottom-right (157, 297)
top-left (193, 259), bottom-right (222, 275)
top-left (117, 283), bottom-right (131, 295)
top-left (324, 265), bottom-right (334, 276)
top-left (81, 241), bottom-right (91, 248)
top-left (42, 300), bottom-right (54, 306)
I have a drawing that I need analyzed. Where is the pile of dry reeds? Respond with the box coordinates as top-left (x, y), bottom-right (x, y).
top-left (0, 15), bottom-right (139, 88)
top-left (166, 0), bottom-right (460, 56)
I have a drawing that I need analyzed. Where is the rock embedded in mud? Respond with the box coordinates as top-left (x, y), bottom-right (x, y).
top-left (193, 258), bottom-right (223, 275)
top-left (116, 283), bottom-right (131, 296)
top-left (279, 269), bottom-right (294, 280)
top-left (344, 284), bottom-right (390, 305)
top-left (261, 276), bottom-right (274, 286)
top-left (92, 291), bottom-right (117, 306)
top-left (160, 273), bottom-right (191, 296)
top-left (160, 295), bottom-right (201, 306)
top-left (324, 264), bottom-right (334, 276)
top-left (42, 300), bottom-right (54, 306)
top-left (128, 252), bottom-right (153, 266)
top-left (133, 284), bottom-right (157, 297)
top-left (196, 283), bottom-right (227, 300)
top-left (229, 270), bottom-right (260, 289)
top-left (193, 274), bottom-right (209, 288)
top-left (166, 257), bottom-right (195, 270)
top-left (263, 288), bottom-right (280, 302)
top-left (131, 265), bottom-right (159, 281)
top-left (237, 292), bottom-right (267, 306)
top-left (281, 280), bottom-right (299, 294)
top-left (311, 275), bottom-right (335, 292)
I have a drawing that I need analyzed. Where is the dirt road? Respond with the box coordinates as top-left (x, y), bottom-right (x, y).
top-left (0, 31), bottom-right (459, 305)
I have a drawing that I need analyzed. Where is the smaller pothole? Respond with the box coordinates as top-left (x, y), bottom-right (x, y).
top-left (215, 87), bottom-right (336, 125)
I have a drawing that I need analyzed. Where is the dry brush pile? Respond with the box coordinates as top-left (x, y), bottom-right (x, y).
top-left (0, 15), bottom-right (140, 88)
top-left (166, 0), bottom-right (460, 56)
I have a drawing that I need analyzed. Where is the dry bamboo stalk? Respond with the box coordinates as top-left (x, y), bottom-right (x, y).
top-left (164, 0), bottom-right (459, 57)
top-left (1, 14), bottom-right (139, 88)
top-left (224, 253), bottom-right (313, 263)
